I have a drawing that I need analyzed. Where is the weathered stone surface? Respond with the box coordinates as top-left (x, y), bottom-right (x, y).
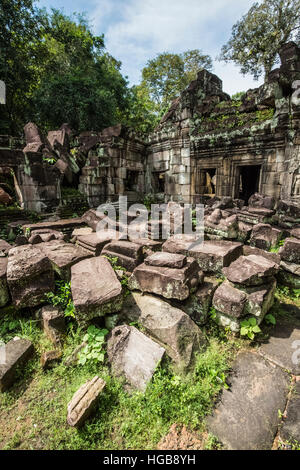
top-left (81, 209), bottom-right (105, 231)
top-left (248, 193), bottom-right (276, 210)
top-left (213, 281), bottom-right (247, 318)
top-left (107, 325), bottom-right (165, 392)
top-left (41, 350), bottom-right (62, 370)
top-left (0, 338), bottom-right (34, 391)
top-left (41, 305), bottom-right (66, 346)
top-left (128, 257), bottom-right (203, 300)
top-left (39, 240), bottom-right (92, 280)
top-left (280, 260), bottom-right (300, 276)
top-left (71, 227), bottom-right (93, 238)
top-left (0, 239), bottom-right (11, 256)
top-left (71, 256), bottom-right (123, 323)
top-left (28, 233), bottom-right (43, 244)
top-left (237, 221), bottom-right (253, 242)
top-left (279, 238), bottom-right (300, 264)
top-left (0, 257), bottom-right (9, 307)
top-left (102, 240), bottom-right (144, 272)
top-left (277, 269), bottom-right (300, 288)
top-left (76, 231), bottom-right (116, 256)
top-left (280, 380), bottom-right (300, 444)
top-left (157, 423), bottom-right (204, 450)
top-left (15, 234), bottom-right (29, 246)
top-left (243, 278), bottom-right (277, 318)
top-left (250, 224), bottom-right (283, 250)
top-left (162, 234), bottom-right (200, 255)
top-left (290, 227), bottom-right (300, 239)
top-left (207, 352), bottom-right (290, 450)
top-left (172, 278), bottom-right (219, 325)
top-left (67, 376), bottom-right (106, 427)
top-left (259, 317), bottom-right (300, 375)
top-left (6, 245), bottom-right (55, 308)
top-left (23, 218), bottom-right (85, 237)
top-left (188, 241), bottom-right (243, 273)
top-left (243, 244), bottom-right (281, 264)
top-left (223, 255), bottom-right (279, 286)
top-left (277, 200), bottom-right (300, 220)
top-left (128, 237), bottom-right (162, 252)
top-left (23, 122), bottom-right (44, 153)
top-left (30, 228), bottom-right (65, 243)
top-left (145, 252), bottom-right (187, 269)
top-left (122, 292), bottom-right (206, 369)
top-left (248, 207), bottom-right (276, 218)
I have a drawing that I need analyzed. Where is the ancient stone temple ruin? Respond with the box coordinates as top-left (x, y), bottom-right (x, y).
top-left (0, 42), bottom-right (300, 450)
top-left (0, 42), bottom-right (299, 213)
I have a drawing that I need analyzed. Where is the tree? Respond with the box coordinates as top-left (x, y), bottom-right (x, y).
top-left (219, 0), bottom-right (300, 80)
top-left (30, 10), bottom-right (129, 132)
top-left (141, 50), bottom-right (212, 109)
top-left (0, 5), bottom-right (130, 134)
top-left (120, 83), bottom-right (160, 134)
top-left (0, 0), bottom-right (43, 134)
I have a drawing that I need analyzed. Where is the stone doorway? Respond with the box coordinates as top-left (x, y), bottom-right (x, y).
top-left (195, 168), bottom-right (217, 196)
top-left (125, 170), bottom-right (139, 192)
top-left (237, 165), bottom-right (261, 203)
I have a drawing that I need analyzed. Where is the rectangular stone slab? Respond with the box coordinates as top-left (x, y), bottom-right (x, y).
top-left (207, 352), bottom-right (290, 450)
top-left (71, 256), bottom-right (123, 323)
top-left (76, 232), bottom-right (115, 256)
top-left (258, 317), bottom-right (300, 375)
top-left (6, 245), bottom-right (55, 309)
top-left (102, 240), bottom-right (144, 272)
top-left (279, 238), bottom-right (300, 264)
top-left (213, 281), bottom-right (247, 318)
top-left (0, 338), bottom-right (34, 391)
top-left (188, 241), bottom-right (243, 273)
top-left (39, 240), bottom-right (92, 280)
top-left (122, 292), bottom-right (206, 370)
top-left (163, 238), bottom-right (243, 273)
top-left (223, 255), bottom-right (279, 286)
top-left (128, 258), bottom-right (203, 300)
top-left (107, 325), bottom-right (165, 392)
top-left (145, 252), bottom-right (187, 269)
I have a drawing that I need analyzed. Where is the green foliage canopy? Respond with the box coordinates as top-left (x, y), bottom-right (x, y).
top-left (219, 0), bottom-right (300, 80)
top-left (0, 2), bottom-right (130, 134)
top-left (141, 50), bottom-right (213, 108)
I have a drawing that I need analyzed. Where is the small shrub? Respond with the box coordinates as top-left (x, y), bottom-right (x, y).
top-left (78, 326), bottom-right (108, 366)
top-left (240, 317), bottom-right (261, 340)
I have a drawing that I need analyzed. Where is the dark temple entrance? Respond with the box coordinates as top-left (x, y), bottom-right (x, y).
top-left (238, 165), bottom-right (261, 203)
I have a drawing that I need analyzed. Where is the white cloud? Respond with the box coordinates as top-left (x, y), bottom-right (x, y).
top-left (88, 0), bottom-right (261, 94)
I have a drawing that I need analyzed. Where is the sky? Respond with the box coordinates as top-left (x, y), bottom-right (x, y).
top-left (37, 0), bottom-right (263, 95)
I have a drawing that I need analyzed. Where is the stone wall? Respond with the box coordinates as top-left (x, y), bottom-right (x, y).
top-left (0, 42), bottom-right (299, 213)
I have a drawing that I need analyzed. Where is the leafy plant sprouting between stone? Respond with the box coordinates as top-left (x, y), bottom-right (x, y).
top-left (78, 326), bottom-right (109, 366)
top-left (240, 318), bottom-right (261, 341)
top-left (45, 280), bottom-right (75, 318)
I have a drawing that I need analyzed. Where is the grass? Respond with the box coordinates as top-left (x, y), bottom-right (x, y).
top-left (0, 283), bottom-right (298, 450)
top-left (0, 305), bottom-right (242, 450)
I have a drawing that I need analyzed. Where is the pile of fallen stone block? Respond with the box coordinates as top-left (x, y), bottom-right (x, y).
top-left (212, 254), bottom-right (278, 332)
top-left (0, 194), bottom-right (299, 428)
